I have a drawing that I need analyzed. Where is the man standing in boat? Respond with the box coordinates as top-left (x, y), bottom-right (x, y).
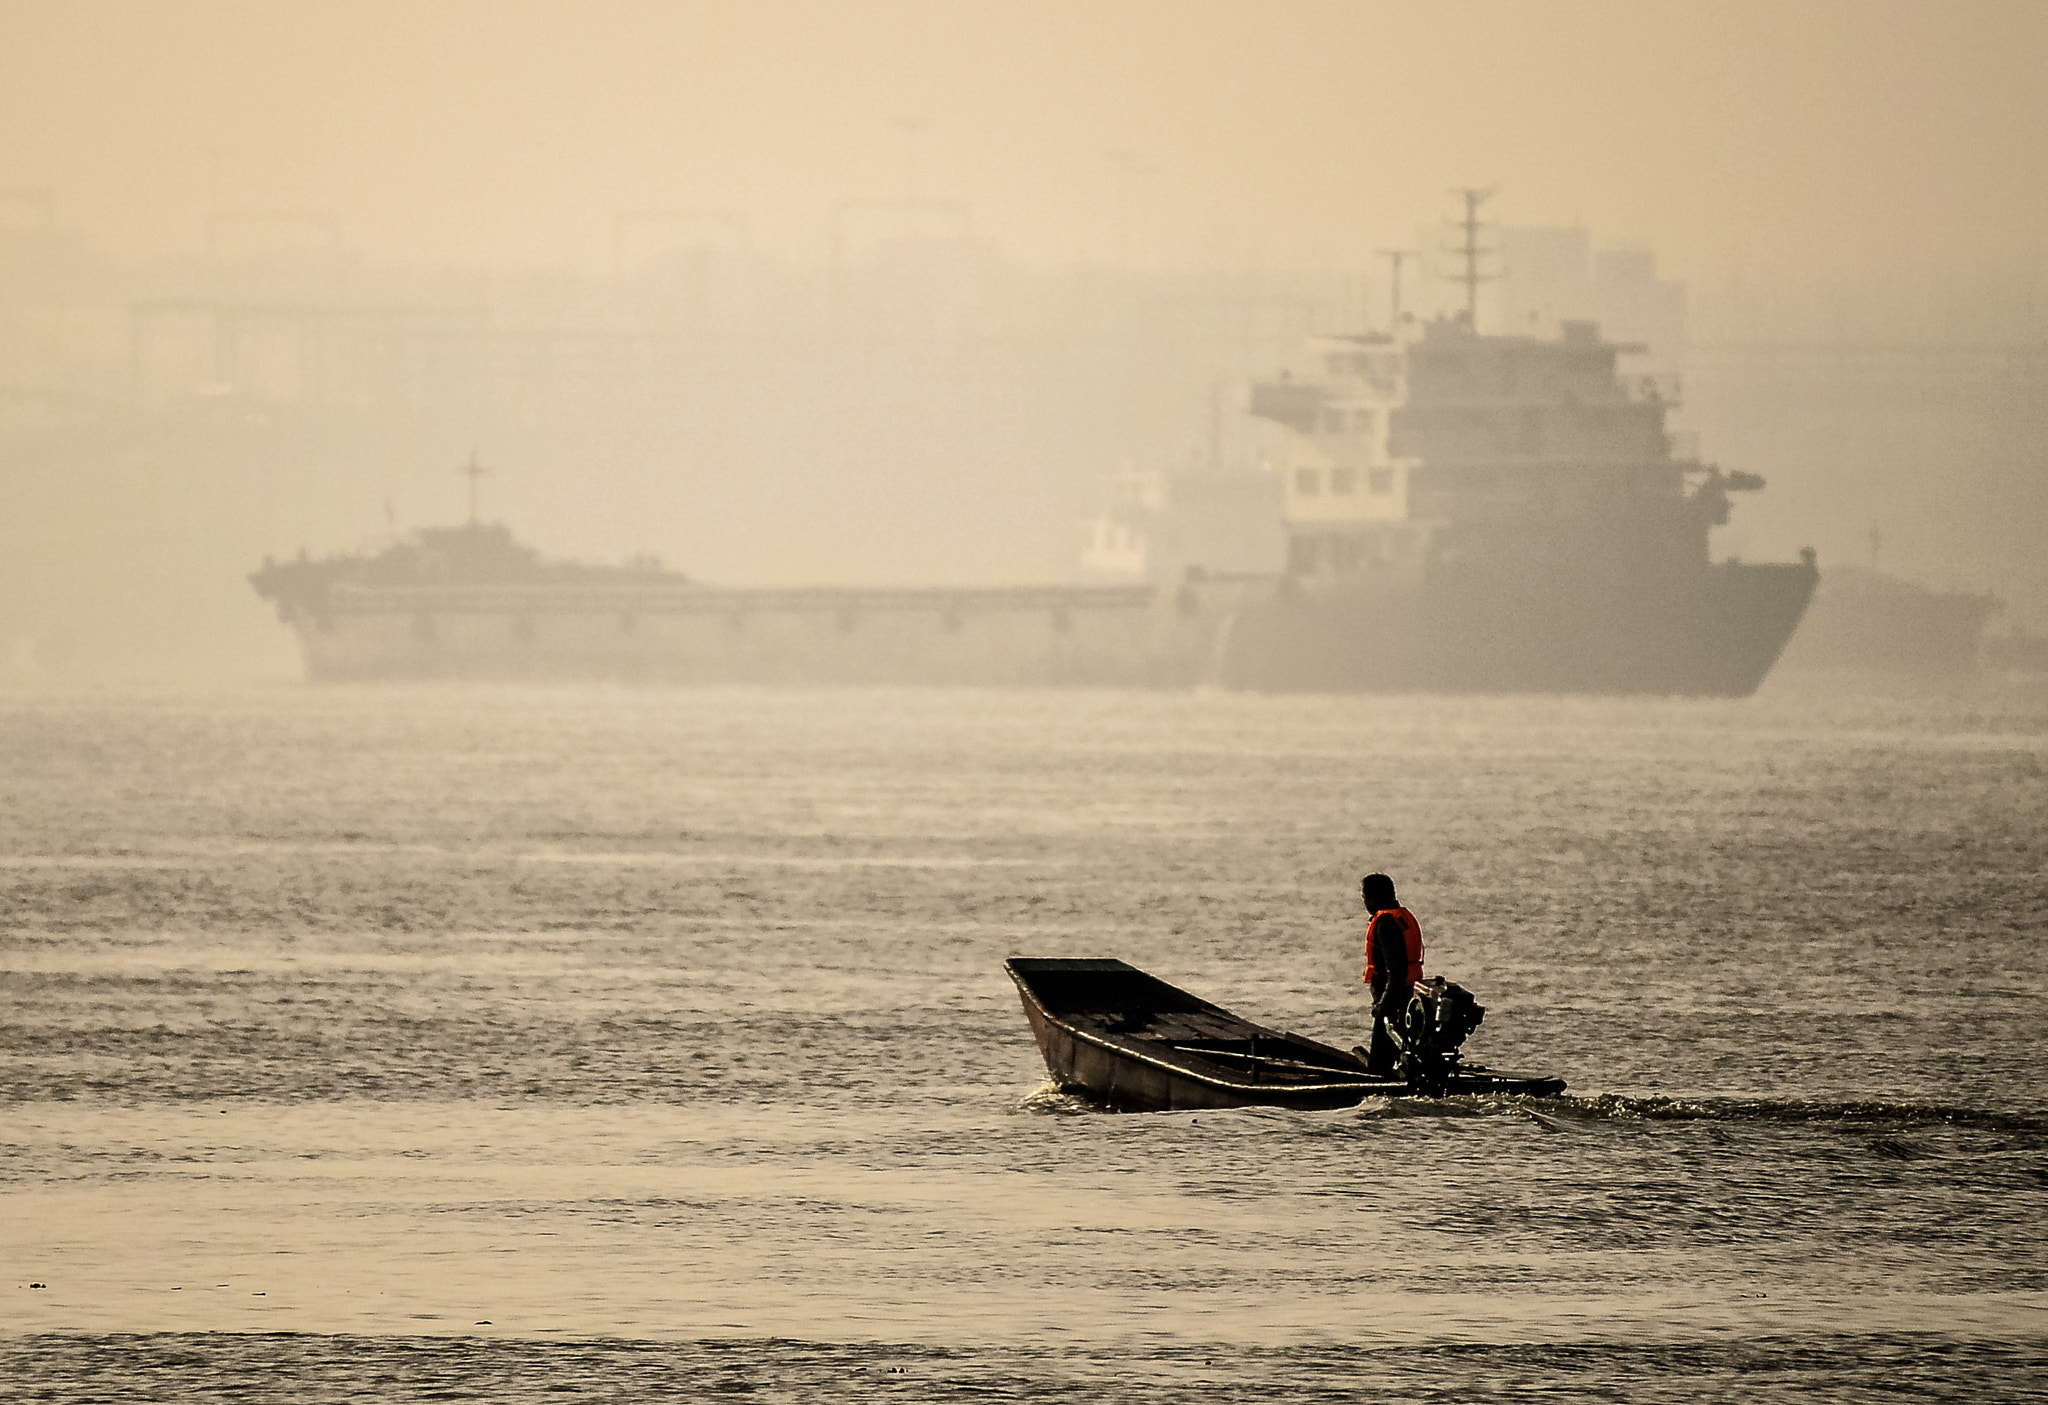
top-left (1361, 873), bottom-right (1424, 1076)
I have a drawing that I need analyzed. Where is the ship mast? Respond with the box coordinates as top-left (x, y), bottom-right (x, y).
top-left (1446, 187), bottom-right (1496, 328)
top-left (1376, 248), bottom-right (1418, 328)
top-left (458, 451), bottom-right (489, 526)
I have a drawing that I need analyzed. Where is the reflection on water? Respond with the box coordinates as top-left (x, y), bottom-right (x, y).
top-left (2, 680), bottom-right (2044, 1395)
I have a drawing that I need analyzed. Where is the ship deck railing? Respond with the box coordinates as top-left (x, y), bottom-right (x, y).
top-left (322, 581), bottom-right (1162, 616)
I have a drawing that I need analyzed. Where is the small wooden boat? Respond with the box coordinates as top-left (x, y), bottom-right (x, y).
top-left (1006, 957), bottom-right (1566, 1112)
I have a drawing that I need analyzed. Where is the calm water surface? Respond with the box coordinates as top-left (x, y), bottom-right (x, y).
top-left (3, 679), bottom-right (2045, 1400)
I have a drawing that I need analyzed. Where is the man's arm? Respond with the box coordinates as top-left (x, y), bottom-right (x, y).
top-left (1369, 918), bottom-right (1409, 1015)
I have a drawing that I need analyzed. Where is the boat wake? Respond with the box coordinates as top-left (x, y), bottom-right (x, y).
top-left (1518, 1093), bottom-right (2048, 1134)
top-left (1011, 1081), bottom-right (1105, 1116)
top-left (1334, 1091), bottom-right (2048, 1139)
top-left (1014, 1082), bottom-right (2048, 1137)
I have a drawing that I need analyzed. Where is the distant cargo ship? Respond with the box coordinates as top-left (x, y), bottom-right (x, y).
top-left (1774, 564), bottom-right (2000, 674)
top-left (252, 317), bottom-right (1815, 695)
top-left (248, 519), bottom-right (1227, 686)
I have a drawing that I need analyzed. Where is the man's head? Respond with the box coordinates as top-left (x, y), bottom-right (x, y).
top-left (1361, 872), bottom-right (1397, 912)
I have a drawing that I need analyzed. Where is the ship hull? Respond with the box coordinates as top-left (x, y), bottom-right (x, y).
top-left (1217, 559), bottom-right (1817, 697)
top-left (280, 561), bottom-right (1815, 697)
top-left (285, 583), bottom-right (1226, 688)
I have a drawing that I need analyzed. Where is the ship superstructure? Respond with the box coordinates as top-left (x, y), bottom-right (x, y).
top-left (1255, 331), bottom-right (1414, 579)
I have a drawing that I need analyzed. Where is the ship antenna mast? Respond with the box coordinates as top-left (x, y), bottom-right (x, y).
top-left (458, 451), bottom-right (489, 526)
top-left (1377, 248), bottom-right (1418, 328)
top-left (1446, 187), bottom-right (1496, 328)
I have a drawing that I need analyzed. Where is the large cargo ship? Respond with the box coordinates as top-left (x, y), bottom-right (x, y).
top-left (1222, 315), bottom-right (1817, 694)
top-left (251, 318), bottom-right (1815, 694)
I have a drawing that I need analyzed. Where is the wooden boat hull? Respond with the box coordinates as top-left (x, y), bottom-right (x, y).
top-left (1007, 957), bottom-right (1563, 1112)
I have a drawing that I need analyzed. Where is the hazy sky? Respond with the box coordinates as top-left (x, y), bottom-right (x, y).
top-left (6, 0), bottom-right (2045, 285)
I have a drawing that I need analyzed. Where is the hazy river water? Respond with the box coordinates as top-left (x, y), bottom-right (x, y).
top-left (3, 679), bottom-right (2045, 1401)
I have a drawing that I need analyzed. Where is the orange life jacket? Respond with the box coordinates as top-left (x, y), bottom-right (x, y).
top-left (1362, 906), bottom-right (1424, 987)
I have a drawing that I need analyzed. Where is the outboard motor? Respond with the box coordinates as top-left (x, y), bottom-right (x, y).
top-left (1390, 978), bottom-right (1486, 1094)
